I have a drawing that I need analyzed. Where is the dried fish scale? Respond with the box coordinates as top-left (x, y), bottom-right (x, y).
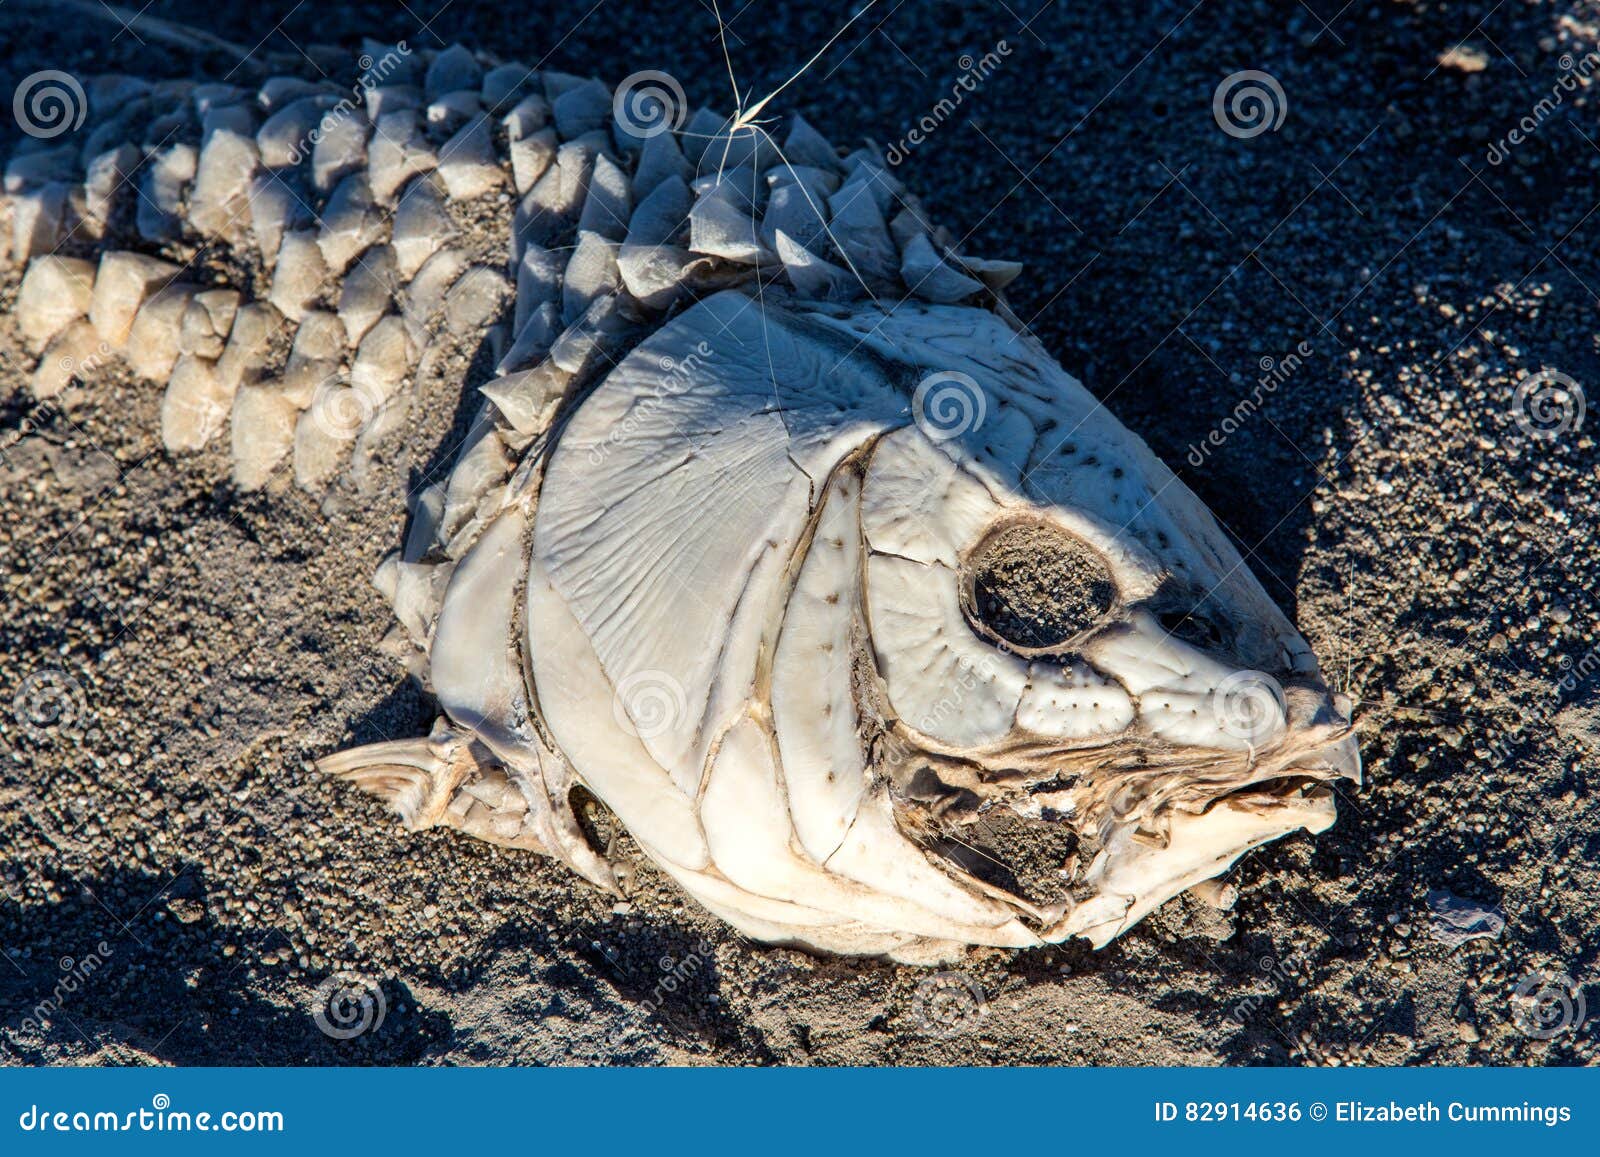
top-left (2, 44), bottom-right (1359, 963)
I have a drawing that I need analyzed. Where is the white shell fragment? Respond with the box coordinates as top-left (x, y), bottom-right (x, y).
top-left (368, 111), bottom-right (438, 204)
top-left (137, 144), bottom-right (197, 241)
top-left (337, 245), bottom-right (398, 346)
top-left (16, 255), bottom-right (96, 355)
top-left (161, 355), bottom-right (229, 451)
top-left (268, 231), bottom-right (330, 322)
top-left (125, 285), bottom-right (196, 381)
top-left (32, 320), bottom-right (101, 400)
top-left (2, 44), bottom-right (1361, 966)
top-left (9, 183), bottom-right (73, 263)
top-left (90, 251), bottom-right (183, 348)
top-left (181, 290), bottom-right (240, 361)
top-left (189, 125), bottom-right (259, 242)
top-left (231, 381), bottom-right (302, 489)
top-left (437, 121), bottom-right (504, 200)
top-left (391, 176), bottom-right (455, 278)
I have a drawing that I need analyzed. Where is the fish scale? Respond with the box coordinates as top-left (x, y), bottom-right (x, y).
top-left (2, 42), bottom-right (1361, 965)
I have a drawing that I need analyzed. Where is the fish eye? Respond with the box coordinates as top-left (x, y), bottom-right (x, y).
top-left (958, 519), bottom-right (1118, 652)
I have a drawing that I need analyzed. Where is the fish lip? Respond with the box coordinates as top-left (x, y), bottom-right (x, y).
top-left (1280, 730), bottom-right (1363, 786)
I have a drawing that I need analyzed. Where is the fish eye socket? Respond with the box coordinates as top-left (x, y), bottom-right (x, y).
top-left (959, 520), bottom-right (1118, 652)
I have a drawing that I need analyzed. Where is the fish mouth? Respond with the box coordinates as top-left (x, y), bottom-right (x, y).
top-left (897, 715), bottom-right (1363, 940)
top-left (892, 702), bottom-right (1362, 823)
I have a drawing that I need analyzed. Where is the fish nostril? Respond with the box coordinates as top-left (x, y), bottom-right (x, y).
top-left (1156, 606), bottom-right (1228, 652)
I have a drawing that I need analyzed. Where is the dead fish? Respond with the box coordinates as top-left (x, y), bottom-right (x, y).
top-left (3, 42), bottom-right (1359, 964)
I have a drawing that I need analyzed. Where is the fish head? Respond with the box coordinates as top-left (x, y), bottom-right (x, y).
top-left (529, 289), bottom-right (1358, 954)
top-left (832, 298), bottom-right (1361, 943)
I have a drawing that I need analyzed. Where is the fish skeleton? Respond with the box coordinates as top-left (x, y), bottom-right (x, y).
top-left (3, 40), bottom-right (1359, 963)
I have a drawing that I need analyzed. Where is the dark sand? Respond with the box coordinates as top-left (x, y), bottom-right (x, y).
top-left (1, 0), bottom-right (1596, 1065)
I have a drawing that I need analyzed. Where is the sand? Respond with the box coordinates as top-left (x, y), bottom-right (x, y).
top-left (0, 0), bottom-right (1596, 1066)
